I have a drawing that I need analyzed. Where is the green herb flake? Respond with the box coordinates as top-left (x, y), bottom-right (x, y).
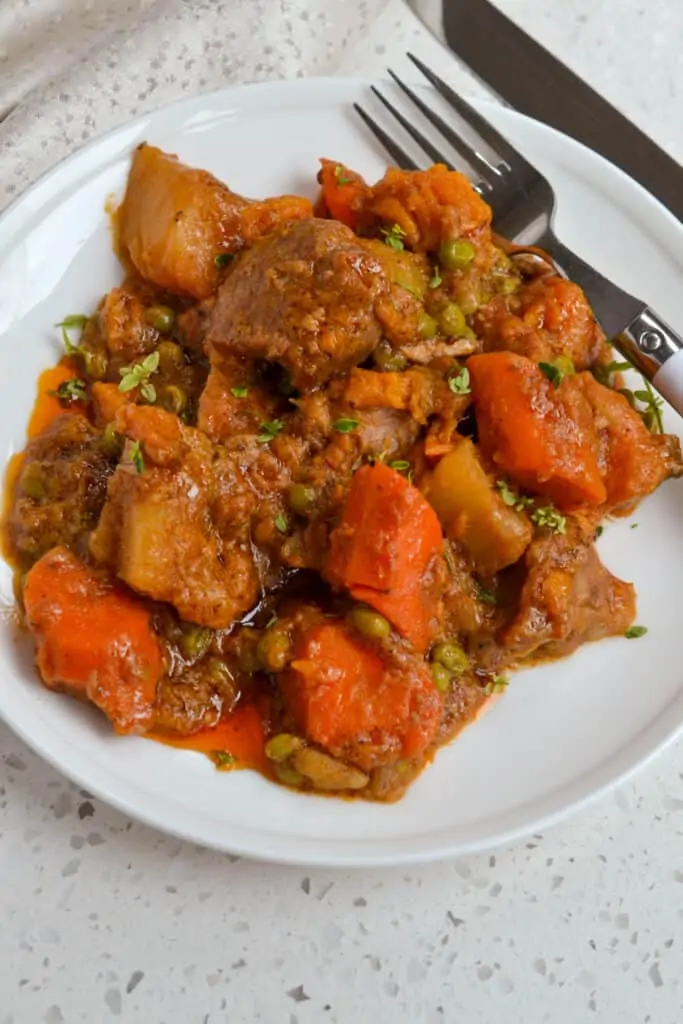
top-left (212, 750), bottom-right (236, 769)
top-left (429, 269), bottom-right (443, 289)
top-left (129, 440), bottom-right (144, 475)
top-left (333, 165), bottom-right (354, 186)
top-left (530, 505), bottom-right (567, 534)
top-left (496, 479), bottom-right (533, 512)
top-left (381, 223), bottom-right (407, 251)
top-left (230, 386), bottom-right (248, 399)
top-left (538, 361), bottom-right (564, 388)
top-left (397, 281), bottom-right (421, 298)
top-left (388, 459), bottom-right (411, 474)
top-left (274, 513), bottom-right (288, 534)
top-left (265, 613), bottom-right (278, 629)
top-left (630, 522), bottom-right (639, 529)
top-left (52, 378), bottom-right (87, 404)
top-left (625, 625), bottom-right (648, 640)
top-left (595, 525), bottom-right (604, 538)
top-left (256, 419), bottom-right (284, 443)
top-left (333, 418), bottom-right (359, 434)
top-left (485, 675), bottom-right (510, 696)
top-left (118, 351), bottom-right (160, 395)
top-left (56, 314), bottom-right (88, 354)
top-left (214, 253), bottom-right (234, 268)
top-left (448, 367), bottom-right (471, 395)
top-left (140, 382), bottom-right (156, 403)
top-left (477, 584), bottom-right (498, 605)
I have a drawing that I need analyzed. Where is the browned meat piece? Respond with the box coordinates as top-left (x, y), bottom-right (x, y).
top-left (154, 664), bottom-right (238, 734)
top-left (475, 276), bottom-right (605, 371)
top-left (197, 354), bottom-right (282, 443)
top-left (176, 298), bottom-right (215, 359)
top-left (500, 516), bottom-right (636, 662)
top-left (97, 278), bottom-right (160, 363)
top-left (206, 219), bottom-right (390, 392)
top-left (90, 405), bottom-right (260, 629)
top-left (119, 143), bottom-right (313, 300)
top-left (7, 414), bottom-right (114, 570)
top-left (578, 372), bottom-right (683, 511)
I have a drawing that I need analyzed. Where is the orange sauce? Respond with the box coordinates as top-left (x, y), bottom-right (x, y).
top-left (151, 704), bottom-right (268, 773)
top-left (27, 361), bottom-right (84, 439)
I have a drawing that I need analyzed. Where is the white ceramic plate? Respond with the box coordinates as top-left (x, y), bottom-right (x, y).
top-left (1, 78), bottom-right (683, 868)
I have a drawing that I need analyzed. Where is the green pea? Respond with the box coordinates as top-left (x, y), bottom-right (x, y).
top-left (431, 641), bottom-right (468, 675)
top-left (156, 340), bottom-right (186, 372)
top-left (494, 274), bottom-right (520, 296)
top-left (273, 762), bottom-right (305, 787)
top-left (418, 311), bottom-right (438, 340)
top-left (145, 305), bottom-right (176, 334)
top-left (102, 422), bottom-right (123, 459)
top-left (160, 384), bottom-right (188, 415)
top-left (22, 463), bottom-right (46, 500)
top-left (256, 629), bottom-right (291, 672)
top-left (437, 302), bottom-right (466, 337)
top-left (439, 238), bottom-right (476, 271)
top-left (265, 733), bottom-right (305, 762)
top-left (178, 623), bottom-right (213, 661)
top-left (349, 606), bottom-right (391, 641)
top-left (373, 340), bottom-right (408, 372)
top-left (431, 662), bottom-right (453, 692)
top-left (81, 347), bottom-right (108, 381)
top-left (288, 483), bottom-right (317, 516)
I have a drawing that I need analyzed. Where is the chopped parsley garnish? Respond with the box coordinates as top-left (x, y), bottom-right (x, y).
top-left (128, 440), bottom-right (144, 474)
top-left (477, 584), bottom-right (498, 605)
top-left (256, 419), bottom-right (284, 443)
top-left (448, 367), bottom-right (471, 395)
top-left (118, 352), bottom-right (159, 401)
top-left (214, 253), bottom-right (234, 268)
top-left (485, 675), bottom-right (509, 695)
top-left (381, 223), bottom-right (406, 251)
top-left (429, 269), bottom-right (443, 289)
top-left (274, 514), bottom-right (288, 534)
top-left (56, 314), bottom-right (88, 354)
top-left (625, 625), bottom-right (648, 640)
top-left (211, 751), bottom-right (236, 768)
top-left (388, 460), bottom-right (411, 473)
top-left (230, 386), bottom-right (248, 398)
top-left (595, 525), bottom-right (604, 538)
top-left (496, 479), bottom-right (533, 511)
top-left (333, 165), bottom-right (354, 186)
top-left (333, 418), bottom-right (359, 434)
top-left (52, 378), bottom-right (87, 404)
top-left (530, 505), bottom-right (567, 534)
top-left (538, 361), bottom-right (565, 388)
top-left (630, 522), bottom-right (638, 529)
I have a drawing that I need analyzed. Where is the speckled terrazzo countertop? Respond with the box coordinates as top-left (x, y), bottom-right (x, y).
top-left (1, 2), bottom-right (683, 1022)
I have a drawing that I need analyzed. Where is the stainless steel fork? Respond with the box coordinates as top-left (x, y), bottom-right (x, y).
top-left (355, 53), bottom-right (683, 419)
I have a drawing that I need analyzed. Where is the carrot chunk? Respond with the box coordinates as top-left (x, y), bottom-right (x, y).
top-left (23, 547), bottom-right (163, 734)
top-left (317, 158), bottom-right (369, 231)
top-left (467, 351), bottom-right (606, 509)
top-left (325, 463), bottom-right (444, 651)
top-left (283, 622), bottom-right (441, 771)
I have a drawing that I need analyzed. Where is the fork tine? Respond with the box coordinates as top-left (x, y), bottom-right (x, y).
top-left (406, 52), bottom-right (533, 174)
top-left (386, 70), bottom-right (500, 184)
top-left (369, 86), bottom-right (454, 171)
top-left (353, 103), bottom-right (420, 171)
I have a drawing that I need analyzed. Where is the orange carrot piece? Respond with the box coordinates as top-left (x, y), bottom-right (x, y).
top-left (27, 362), bottom-right (85, 439)
top-left (467, 351), bottom-right (606, 509)
top-left (325, 463), bottom-right (444, 651)
top-left (283, 621), bottom-right (441, 770)
top-left (23, 547), bottom-right (163, 734)
top-left (318, 158), bottom-right (369, 231)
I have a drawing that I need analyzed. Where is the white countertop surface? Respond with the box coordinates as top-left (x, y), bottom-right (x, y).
top-left (1, 2), bottom-right (683, 1022)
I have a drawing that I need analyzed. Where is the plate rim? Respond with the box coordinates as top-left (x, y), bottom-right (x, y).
top-left (1, 74), bottom-right (683, 868)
